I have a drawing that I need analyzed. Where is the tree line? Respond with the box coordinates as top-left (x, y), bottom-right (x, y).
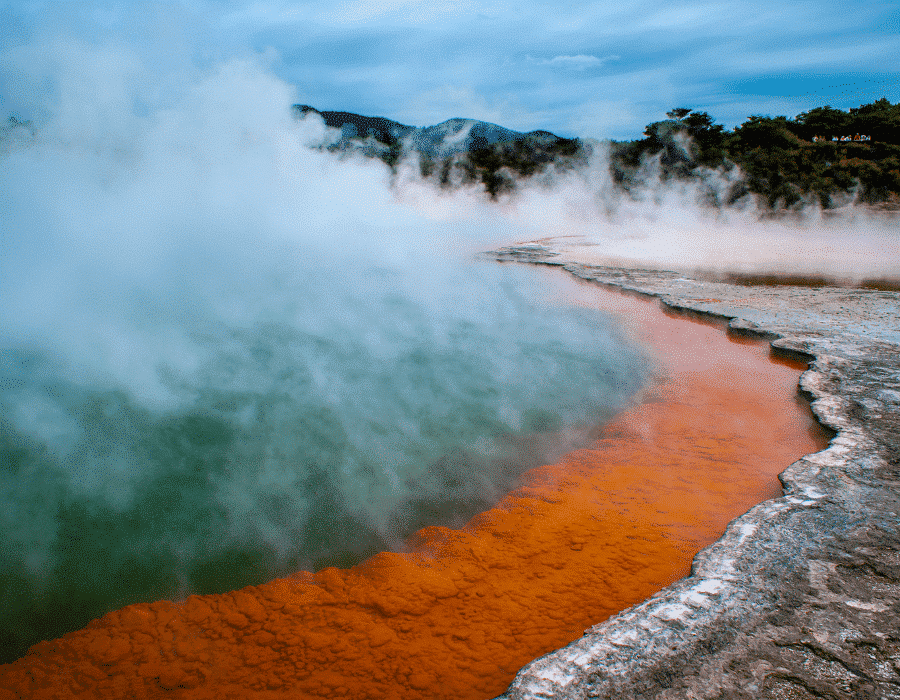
top-left (609, 99), bottom-right (900, 209)
top-left (390, 98), bottom-right (900, 209)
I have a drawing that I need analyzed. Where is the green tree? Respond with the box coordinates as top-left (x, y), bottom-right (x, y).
top-left (731, 115), bottom-right (801, 150)
top-left (848, 98), bottom-right (900, 144)
top-left (795, 106), bottom-right (849, 140)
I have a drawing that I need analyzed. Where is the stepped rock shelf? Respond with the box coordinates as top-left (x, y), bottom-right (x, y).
top-left (490, 244), bottom-right (900, 700)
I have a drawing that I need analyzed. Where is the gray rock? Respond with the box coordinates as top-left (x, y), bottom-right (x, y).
top-left (487, 247), bottom-right (900, 700)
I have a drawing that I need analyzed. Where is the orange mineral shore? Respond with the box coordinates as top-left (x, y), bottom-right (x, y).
top-left (0, 268), bottom-right (830, 700)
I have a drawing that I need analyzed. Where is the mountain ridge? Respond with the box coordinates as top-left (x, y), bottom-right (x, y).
top-left (293, 104), bottom-right (571, 156)
top-left (293, 104), bottom-right (587, 197)
top-left (293, 102), bottom-right (900, 208)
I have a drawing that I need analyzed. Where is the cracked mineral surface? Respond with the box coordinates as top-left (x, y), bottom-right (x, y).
top-left (491, 243), bottom-right (900, 700)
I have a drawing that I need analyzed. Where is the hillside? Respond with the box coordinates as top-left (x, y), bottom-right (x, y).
top-left (296, 100), bottom-right (900, 209)
top-left (293, 105), bottom-right (588, 197)
top-left (611, 99), bottom-right (900, 209)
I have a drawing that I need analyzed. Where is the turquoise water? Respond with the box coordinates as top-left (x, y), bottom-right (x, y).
top-left (0, 258), bottom-right (648, 662)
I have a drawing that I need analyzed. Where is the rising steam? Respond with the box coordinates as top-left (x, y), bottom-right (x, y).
top-left (390, 139), bottom-right (899, 282)
top-left (3, 22), bottom-right (898, 664)
top-left (0, 42), bottom-right (650, 661)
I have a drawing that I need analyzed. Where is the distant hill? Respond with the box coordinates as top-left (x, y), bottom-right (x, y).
top-left (293, 105), bottom-right (415, 153)
top-left (294, 105), bottom-right (564, 156)
top-left (293, 105), bottom-right (588, 197)
top-left (297, 102), bottom-right (900, 208)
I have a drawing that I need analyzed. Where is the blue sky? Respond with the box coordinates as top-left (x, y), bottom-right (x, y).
top-left (2, 0), bottom-right (898, 140)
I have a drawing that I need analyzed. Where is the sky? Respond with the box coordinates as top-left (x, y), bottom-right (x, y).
top-left (1, 0), bottom-right (899, 140)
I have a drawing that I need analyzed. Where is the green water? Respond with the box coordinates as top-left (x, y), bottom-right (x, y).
top-left (0, 261), bottom-right (648, 662)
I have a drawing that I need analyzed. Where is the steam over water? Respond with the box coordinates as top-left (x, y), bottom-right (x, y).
top-left (0, 53), bottom-right (648, 660)
top-left (6, 34), bottom-right (896, 667)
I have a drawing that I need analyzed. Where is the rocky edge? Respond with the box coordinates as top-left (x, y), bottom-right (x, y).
top-left (490, 245), bottom-right (900, 700)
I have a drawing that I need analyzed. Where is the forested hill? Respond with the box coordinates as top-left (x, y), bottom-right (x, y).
top-left (293, 105), bottom-right (588, 197)
top-left (610, 99), bottom-right (900, 209)
top-left (295, 100), bottom-right (900, 210)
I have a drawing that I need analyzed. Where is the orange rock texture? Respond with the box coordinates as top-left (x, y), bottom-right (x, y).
top-left (0, 271), bottom-right (829, 700)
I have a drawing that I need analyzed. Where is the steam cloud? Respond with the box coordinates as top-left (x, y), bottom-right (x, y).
top-left (390, 141), bottom-right (900, 282)
top-left (3, 22), bottom-right (897, 664)
top-left (0, 41), bottom-right (649, 661)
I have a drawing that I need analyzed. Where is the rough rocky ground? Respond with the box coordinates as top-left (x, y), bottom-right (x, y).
top-left (489, 245), bottom-right (900, 700)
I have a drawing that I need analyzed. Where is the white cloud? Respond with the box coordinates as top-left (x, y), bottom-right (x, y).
top-left (540, 54), bottom-right (619, 70)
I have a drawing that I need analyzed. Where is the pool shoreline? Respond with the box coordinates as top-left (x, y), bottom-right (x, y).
top-left (491, 244), bottom-right (900, 700)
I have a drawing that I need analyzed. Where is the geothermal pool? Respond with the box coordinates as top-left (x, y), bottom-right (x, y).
top-left (0, 264), bottom-right (829, 700)
top-left (1, 257), bottom-right (647, 659)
